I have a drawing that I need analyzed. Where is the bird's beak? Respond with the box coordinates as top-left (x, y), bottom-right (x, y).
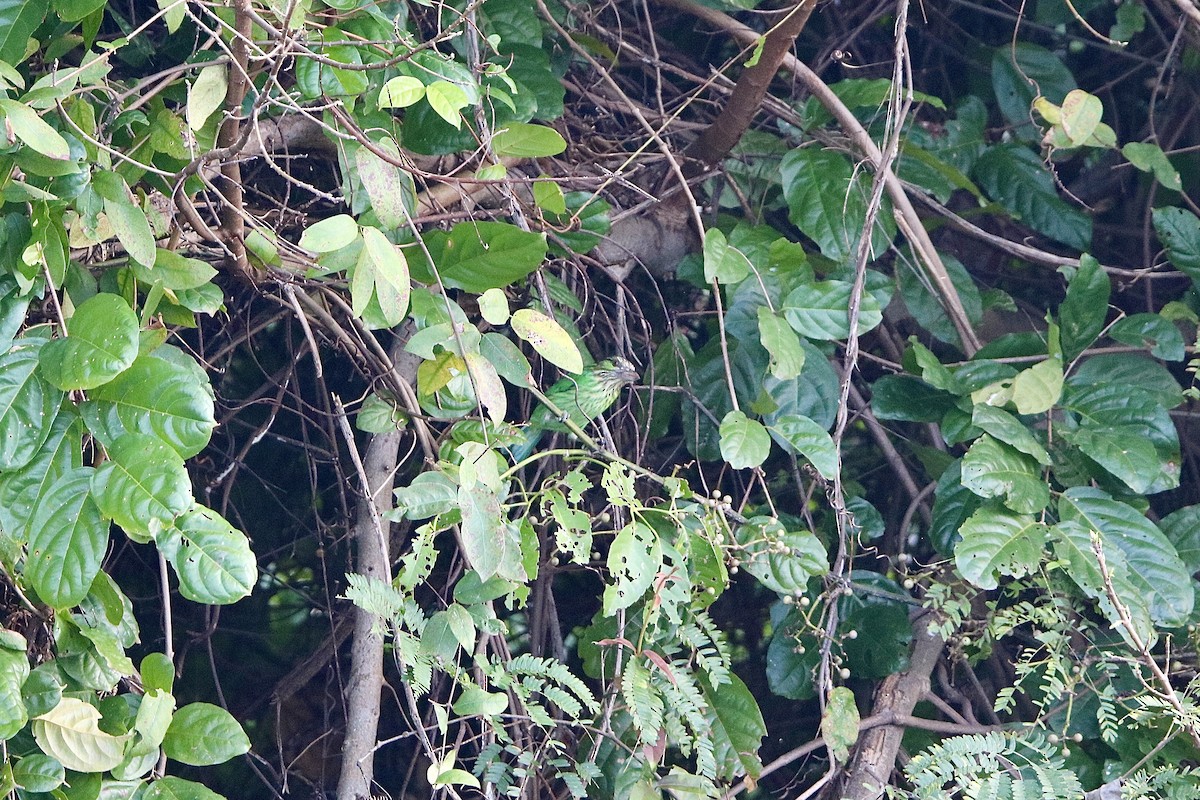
top-left (616, 364), bottom-right (640, 384)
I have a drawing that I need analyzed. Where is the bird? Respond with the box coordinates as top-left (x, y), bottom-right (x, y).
top-left (510, 357), bottom-right (640, 462)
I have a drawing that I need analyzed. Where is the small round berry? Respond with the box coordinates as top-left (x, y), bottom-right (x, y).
top-left (838, 667), bottom-right (850, 680)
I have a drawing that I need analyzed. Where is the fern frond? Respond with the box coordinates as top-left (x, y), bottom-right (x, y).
top-left (622, 658), bottom-right (664, 737)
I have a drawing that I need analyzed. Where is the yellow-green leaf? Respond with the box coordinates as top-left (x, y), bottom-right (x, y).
top-left (186, 64), bottom-right (227, 131)
top-left (510, 308), bottom-right (583, 374)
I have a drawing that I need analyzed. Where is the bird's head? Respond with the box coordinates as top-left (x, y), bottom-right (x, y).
top-left (594, 357), bottom-right (640, 388)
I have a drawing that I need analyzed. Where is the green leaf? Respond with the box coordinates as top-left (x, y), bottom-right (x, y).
top-left (1010, 357), bottom-right (1062, 415)
top-left (421, 222), bottom-right (547, 293)
top-left (766, 607), bottom-right (818, 700)
top-left (756, 308), bottom-right (804, 381)
top-left (162, 703), bottom-right (250, 766)
top-left (294, 34), bottom-right (369, 99)
top-left (719, 410), bottom-right (771, 469)
top-left (779, 148), bottom-right (895, 264)
top-left (961, 435), bottom-right (1049, 514)
top-left (185, 64), bottom-right (227, 132)
top-left (86, 355), bottom-right (217, 458)
top-left (0, 338), bottom-right (63, 470)
top-left (782, 280), bottom-right (883, 340)
top-left (299, 214), bottom-right (358, 253)
top-left (736, 517), bottom-right (827, 594)
top-left (870, 375), bottom-right (956, 422)
top-left (459, 485), bottom-right (523, 582)
top-left (355, 226), bottom-right (410, 327)
top-left (1058, 89), bottom-right (1103, 146)
top-left (141, 652), bottom-right (175, 694)
top-left (838, 573), bottom-right (913, 677)
top-left (0, 100), bottom-right (69, 160)
top-left (158, 507), bottom-right (256, 605)
top-left (143, 776), bottom-right (226, 800)
top-left (700, 672), bottom-right (766, 780)
top-left (1059, 254), bottom-right (1110, 360)
top-left (394, 471), bottom-right (458, 520)
top-left (377, 75), bottom-right (425, 108)
top-left (452, 686), bottom-right (509, 717)
top-left (1068, 426), bottom-right (1161, 494)
top-left (973, 143), bottom-right (1091, 251)
top-left (971, 405), bottom-right (1050, 465)
top-left (91, 433), bottom-right (192, 542)
top-left (702, 228), bottom-right (751, 284)
top-left (133, 249), bottom-right (218, 292)
top-left (491, 123), bottom-right (567, 157)
top-left (0, 630), bottom-right (29, 739)
top-left (425, 80), bottom-right (469, 128)
top-left (157, 0), bottom-right (184, 32)
top-left (0, 0), bottom-right (47, 65)
top-left (955, 505), bottom-right (1048, 590)
top-left (821, 686), bottom-right (859, 763)
top-left (93, 172), bottom-right (156, 268)
top-left (532, 178), bottom-right (566, 214)
top-left (603, 522), bottom-right (662, 615)
top-left (510, 308), bottom-right (583, 374)
top-left (354, 139), bottom-right (414, 230)
top-left (1123, 142), bottom-right (1181, 192)
top-left (1108, 312), bottom-right (1185, 361)
top-left (39, 293), bottom-right (139, 391)
top-left (13, 752), bottom-right (64, 793)
top-left (21, 663), bottom-right (62, 717)
top-left (769, 414), bottom-right (836, 479)
top-left (25, 467), bottom-right (105, 610)
top-left (991, 43), bottom-right (1076, 129)
top-left (33, 697), bottom-right (128, 773)
top-left (1059, 487), bottom-right (1194, 626)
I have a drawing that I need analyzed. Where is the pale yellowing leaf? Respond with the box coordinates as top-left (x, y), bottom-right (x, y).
top-left (464, 352), bottom-right (506, 424)
top-left (478, 288), bottom-right (509, 326)
top-left (378, 76), bottom-right (425, 109)
top-left (425, 81), bottom-right (469, 129)
top-left (510, 308), bottom-right (583, 374)
top-left (187, 64), bottom-right (227, 132)
top-left (34, 698), bottom-right (129, 773)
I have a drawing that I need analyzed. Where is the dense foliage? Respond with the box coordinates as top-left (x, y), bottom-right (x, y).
top-left (3, 0), bottom-right (1200, 798)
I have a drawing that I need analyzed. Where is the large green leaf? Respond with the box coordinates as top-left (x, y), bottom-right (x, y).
top-left (0, 337), bottom-right (63, 470)
top-left (33, 698), bottom-right (128, 773)
top-left (955, 505), bottom-right (1048, 589)
top-left (1067, 426), bottom-right (1161, 494)
top-left (0, 0), bottom-right (47, 65)
top-left (353, 139), bottom-right (414, 230)
top-left (459, 485), bottom-right (523, 582)
top-left (769, 414), bottom-right (836, 479)
top-left (85, 355), bottom-right (216, 458)
top-left (735, 517), bottom-right (827, 595)
top-left (25, 467), bottom-right (105, 610)
top-left (1059, 254), bottom-right (1110, 360)
top-left (91, 433), bottom-right (192, 543)
top-left (929, 461), bottom-right (982, 555)
top-left (142, 776), bottom-right (227, 800)
top-left (162, 703), bottom-right (250, 766)
top-left (870, 375), bottom-right (956, 423)
top-left (991, 43), bottom-right (1076, 129)
top-left (821, 686), bottom-right (859, 763)
top-left (158, 507), bottom-right (256, 605)
top-left (699, 672), bottom-right (765, 780)
top-left (603, 522), bottom-right (662, 615)
top-left (39, 294), bottom-right (139, 391)
top-left (1059, 487), bottom-right (1193, 626)
top-left (756, 307), bottom-right (804, 381)
top-left (971, 405), bottom-right (1050, 465)
top-left (0, 406), bottom-right (80, 552)
top-left (782, 280), bottom-right (883, 340)
top-left (0, 630), bottom-right (29, 739)
top-left (838, 572), bottom-right (913, 678)
top-left (719, 410), bottom-right (770, 469)
top-left (1152, 206), bottom-right (1200, 288)
top-left (1159, 505), bottom-right (1200, 575)
top-left (960, 435), bottom-right (1049, 514)
top-left (419, 222), bottom-right (547, 293)
top-left (0, 99), bottom-right (69, 160)
top-left (352, 226), bottom-right (410, 328)
top-left (1060, 381), bottom-right (1179, 493)
top-left (1051, 519), bottom-right (1155, 648)
top-left (765, 605), bottom-right (818, 700)
top-left (92, 172), bottom-right (156, 268)
top-left (779, 147), bottom-right (895, 264)
top-left (973, 143), bottom-right (1091, 251)
top-left (1107, 313), bottom-right (1185, 361)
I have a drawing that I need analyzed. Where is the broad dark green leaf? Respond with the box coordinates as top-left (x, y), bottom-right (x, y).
top-left (39, 294), bottom-right (139, 391)
top-left (86, 355), bottom-right (216, 458)
top-left (896, 252), bottom-right (982, 349)
top-left (779, 147), bottom-right (895, 265)
top-left (961, 435), bottom-right (1049, 514)
top-left (294, 35), bottom-right (369, 99)
top-left (870, 375), bottom-right (956, 422)
top-left (1107, 313), bottom-right (1185, 361)
top-left (25, 467), bottom-right (105, 610)
top-left (0, 0), bottom-right (47, 65)
top-left (1160, 505), bottom-right (1200, 576)
top-left (719, 410), bottom-right (770, 469)
top-left (1068, 426), bottom-right (1162, 494)
top-left (1153, 206), bottom-right (1200, 288)
top-left (700, 672), bottom-right (765, 780)
top-left (91, 433), bottom-right (192, 543)
top-left (769, 414), bottom-right (836, 479)
top-left (1059, 254), bottom-right (1110, 360)
top-left (971, 405), bottom-right (1050, 465)
top-left (162, 703), bottom-right (250, 766)
top-left (973, 144), bottom-right (1091, 251)
top-left (420, 222), bottom-right (547, 293)
top-left (1059, 487), bottom-right (1193, 626)
top-left (766, 605), bottom-right (818, 700)
top-left (0, 337), bottom-right (63, 470)
top-left (839, 572), bottom-right (912, 677)
top-left (158, 507), bottom-right (256, 605)
top-left (13, 752), bottom-right (64, 793)
top-left (991, 43), bottom-right (1076, 129)
top-left (782, 280), bottom-right (883, 340)
top-left (955, 505), bottom-right (1048, 589)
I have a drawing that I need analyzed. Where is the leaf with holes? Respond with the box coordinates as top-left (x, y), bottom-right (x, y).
top-left (603, 522), bottom-right (662, 616)
top-left (955, 505), bottom-right (1048, 590)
